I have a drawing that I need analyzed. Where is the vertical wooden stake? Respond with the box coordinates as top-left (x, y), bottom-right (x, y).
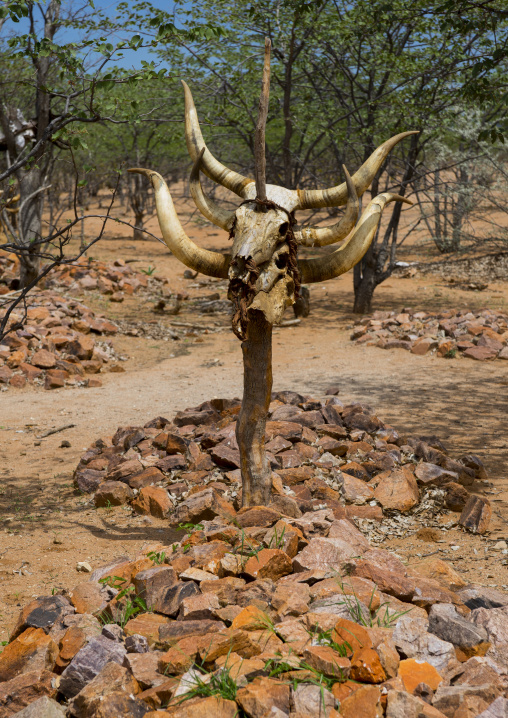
top-left (254, 37), bottom-right (271, 202)
top-left (237, 309), bottom-right (273, 507)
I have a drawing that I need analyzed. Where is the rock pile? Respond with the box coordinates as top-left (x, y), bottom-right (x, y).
top-left (0, 254), bottom-right (169, 304)
top-left (351, 308), bottom-right (508, 361)
top-left (0, 289), bottom-right (125, 390)
top-left (74, 391), bottom-right (492, 536)
top-left (0, 394), bottom-right (506, 716)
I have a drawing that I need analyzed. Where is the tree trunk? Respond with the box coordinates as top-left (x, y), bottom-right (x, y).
top-left (133, 211), bottom-right (145, 241)
top-left (353, 261), bottom-right (377, 314)
top-left (237, 310), bottom-right (273, 507)
top-left (18, 170), bottom-right (44, 287)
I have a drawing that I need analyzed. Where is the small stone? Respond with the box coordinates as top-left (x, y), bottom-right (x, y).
top-left (236, 677), bottom-right (290, 717)
top-left (0, 670), bottom-right (58, 717)
top-left (132, 486), bottom-right (172, 518)
top-left (11, 595), bottom-right (74, 640)
top-left (459, 495), bottom-right (492, 534)
top-left (171, 488), bottom-right (235, 526)
top-left (124, 634), bottom-right (149, 654)
top-left (236, 505), bottom-right (280, 528)
top-left (178, 592), bottom-right (220, 621)
top-left (332, 618), bottom-right (373, 656)
top-left (350, 646), bottom-right (386, 683)
top-left (76, 561), bottom-right (92, 573)
top-left (385, 690), bottom-right (448, 718)
top-left (67, 661), bottom-right (140, 717)
top-left (463, 345), bottom-right (498, 361)
top-left (398, 658), bottom-right (443, 694)
top-left (243, 548), bottom-right (293, 581)
top-left (293, 537), bottom-right (357, 572)
top-left (124, 613), bottom-right (170, 647)
top-left (94, 481), bottom-right (134, 508)
top-left (374, 466), bottom-right (419, 512)
top-left (5, 696), bottom-right (65, 717)
top-left (444, 482), bottom-right (470, 512)
top-left (59, 635), bottom-right (127, 698)
top-left (31, 349), bottom-right (57, 369)
top-left (409, 558), bottom-right (466, 592)
top-left (0, 628), bottom-right (58, 682)
top-left (339, 685), bottom-right (382, 718)
top-left (291, 682), bottom-right (336, 715)
top-left (303, 645), bottom-right (350, 678)
top-left (69, 582), bottom-right (109, 616)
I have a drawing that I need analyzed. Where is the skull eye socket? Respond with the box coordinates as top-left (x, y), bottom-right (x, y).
top-left (279, 222), bottom-right (289, 236)
top-left (275, 253), bottom-right (288, 269)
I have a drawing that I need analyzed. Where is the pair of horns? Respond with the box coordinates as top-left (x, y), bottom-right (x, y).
top-left (130, 38), bottom-right (416, 283)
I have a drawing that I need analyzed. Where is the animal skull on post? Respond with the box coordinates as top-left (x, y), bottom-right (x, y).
top-left (130, 39), bottom-right (416, 506)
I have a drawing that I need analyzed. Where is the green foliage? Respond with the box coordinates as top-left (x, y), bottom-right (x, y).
top-left (174, 664), bottom-right (238, 704)
top-left (178, 522), bottom-right (204, 532)
top-left (147, 550), bottom-right (166, 564)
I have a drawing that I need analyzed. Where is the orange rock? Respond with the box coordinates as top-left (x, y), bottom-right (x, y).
top-left (243, 548), bottom-right (292, 581)
top-left (0, 669), bottom-right (58, 716)
top-left (350, 647), bottom-right (387, 684)
top-left (331, 679), bottom-right (363, 703)
top-left (0, 627), bottom-right (58, 682)
top-left (158, 636), bottom-right (200, 675)
top-left (398, 658), bottom-right (442, 694)
top-left (236, 677), bottom-right (290, 717)
top-left (407, 558), bottom-right (466, 592)
top-left (132, 486), bottom-right (173, 518)
top-left (69, 582), bottom-right (109, 616)
top-left (231, 605), bottom-right (269, 632)
top-left (339, 684), bottom-right (383, 718)
top-left (123, 612), bottom-right (170, 646)
top-left (31, 349), bottom-right (56, 368)
top-left (374, 466), bottom-right (419, 512)
top-left (331, 618), bottom-right (373, 656)
top-left (100, 556), bottom-right (153, 585)
top-left (55, 626), bottom-right (87, 672)
top-left (303, 645), bottom-right (350, 678)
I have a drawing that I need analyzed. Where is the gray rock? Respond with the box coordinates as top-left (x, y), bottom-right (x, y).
top-left (459, 584), bottom-right (508, 610)
top-left (470, 606), bottom-right (508, 646)
top-left (428, 602), bottom-right (489, 649)
top-left (386, 690), bottom-right (439, 718)
top-left (152, 580), bottom-right (200, 616)
top-left (392, 614), bottom-right (456, 673)
top-left (59, 635), bottom-right (127, 698)
top-left (432, 684), bottom-right (501, 715)
top-left (132, 566), bottom-right (177, 606)
top-left (125, 634), bottom-right (149, 653)
top-left (10, 696), bottom-right (65, 717)
top-left (101, 624), bottom-right (125, 642)
top-left (292, 537), bottom-right (358, 573)
top-left (291, 683), bottom-right (336, 715)
top-left (477, 697), bottom-right (508, 718)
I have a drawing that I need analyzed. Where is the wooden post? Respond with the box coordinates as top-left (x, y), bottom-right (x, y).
top-left (237, 309), bottom-right (273, 507)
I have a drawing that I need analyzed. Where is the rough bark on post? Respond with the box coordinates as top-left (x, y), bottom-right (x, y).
top-left (237, 309), bottom-right (273, 507)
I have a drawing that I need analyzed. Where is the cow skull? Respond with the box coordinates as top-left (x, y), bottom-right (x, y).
top-left (129, 80), bottom-right (416, 334)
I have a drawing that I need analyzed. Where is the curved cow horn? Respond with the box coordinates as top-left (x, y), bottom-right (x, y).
top-left (190, 148), bottom-right (236, 232)
top-left (294, 166), bottom-right (359, 247)
top-left (128, 168), bottom-right (230, 279)
top-left (182, 81), bottom-right (254, 199)
top-left (296, 132), bottom-right (419, 209)
top-left (298, 193), bottom-right (413, 284)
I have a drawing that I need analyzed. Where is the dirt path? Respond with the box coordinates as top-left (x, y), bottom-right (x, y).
top-left (1, 229), bottom-right (508, 640)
